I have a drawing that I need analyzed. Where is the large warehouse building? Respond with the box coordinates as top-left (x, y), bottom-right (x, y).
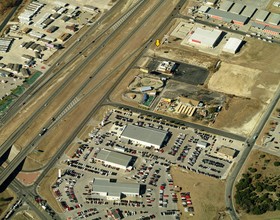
top-left (188, 27), bottom-right (222, 48)
top-left (120, 124), bottom-right (170, 149)
top-left (222, 37), bottom-right (243, 54)
top-left (92, 178), bottom-right (142, 200)
top-left (95, 149), bottom-right (133, 170)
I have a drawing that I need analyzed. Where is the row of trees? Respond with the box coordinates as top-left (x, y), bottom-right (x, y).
top-left (235, 171), bottom-right (280, 215)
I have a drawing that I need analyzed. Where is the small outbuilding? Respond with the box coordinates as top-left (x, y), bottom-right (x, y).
top-left (223, 37), bottom-right (243, 54)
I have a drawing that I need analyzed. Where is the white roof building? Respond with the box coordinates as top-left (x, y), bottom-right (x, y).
top-left (223, 37), bottom-right (243, 54)
top-left (95, 149), bottom-right (133, 169)
top-left (196, 140), bottom-right (209, 148)
top-left (120, 124), bottom-right (169, 149)
top-left (188, 28), bottom-right (222, 48)
top-left (92, 178), bottom-right (142, 200)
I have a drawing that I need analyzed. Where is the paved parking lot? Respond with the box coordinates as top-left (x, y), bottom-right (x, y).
top-left (49, 107), bottom-right (244, 219)
top-left (147, 58), bottom-right (208, 85)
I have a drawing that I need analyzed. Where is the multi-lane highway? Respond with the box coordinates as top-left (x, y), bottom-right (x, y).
top-left (0, 0), bottom-right (147, 160)
top-left (0, 0), bottom-right (179, 189)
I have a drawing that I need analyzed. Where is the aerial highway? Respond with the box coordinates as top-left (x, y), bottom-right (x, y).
top-left (225, 85), bottom-right (280, 220)
top-left (0, 0), bottom-right (176, 188)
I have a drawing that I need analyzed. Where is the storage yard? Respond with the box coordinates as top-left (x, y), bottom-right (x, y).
top-left (0, 0), bottom-right (110, 102)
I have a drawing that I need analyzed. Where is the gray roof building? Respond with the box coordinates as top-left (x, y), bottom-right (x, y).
top-left (255, 10), bottom-right (270, 22)
top-left (251, 22), bottom-right (266, 29)
top-left (229, 3), bottom-right (245, 14)
top-left (120, 124), bottom-right (169, 149)
top-left (241, 5), bottom-right (257, 18)
top-left (92, 178), bottom-right (141, 199)
top-left (219, 1), bottom-right (234, 11)
top-left (95, 149), bottom-right (132, 169)
top-left (267, 13), bottom-right (280, 25)
top-left (207, 8), bottom-right (248, 24)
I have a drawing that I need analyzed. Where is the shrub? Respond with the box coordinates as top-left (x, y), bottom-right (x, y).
top-left (255, 173), bottom-right (262, 179)
top-left (274, 161), bottom-right (280, 166)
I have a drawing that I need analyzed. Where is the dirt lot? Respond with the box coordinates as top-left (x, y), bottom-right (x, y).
top-left (12, 210), bottom-right (40, 220)
top-left (0, 188), bottom-right (16, 219)
top-left (38, 168), bottom-right (64, 214)
top-left (213, 96), bottom-right (263, 136)
top-left (171, 166), bottom-right (230, 220)
top-left (266, 0), bottom-right (280, 13)
top-left (235, 150), bottom-right (280, 220)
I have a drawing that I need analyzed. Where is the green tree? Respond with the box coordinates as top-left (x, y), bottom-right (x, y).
top-left (274, 161), bottom-right (280, 166)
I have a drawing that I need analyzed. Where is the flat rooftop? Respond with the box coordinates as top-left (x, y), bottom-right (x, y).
top-left (207, 8), bottom-right (248, 24)
top-left (189, 27), bottom-right (222, 46)
top-left (96, 149), bottom-right (132, 168)
top-left (121, 124), bottom-right (169, 147)
top-left (92, 178), bottom-right (140, 196)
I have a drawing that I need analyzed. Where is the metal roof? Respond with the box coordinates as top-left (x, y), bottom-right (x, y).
top-left (189, 27), bottom-right (222, 47)
top-left (96, 149), bottom-right (132, 168)
top-left (264, 26), bottom-right (280, 34)
top-left (229, 3), bottom-right (245, 14)
top-left (255, 10), bottom-right (270, 22)
top-left (267, 13), bottom-right (280, 25)
top-left (223, 37), bottom-right (242, 53)
top-left (92, 178), bottom-right (140, 196)
top-left (121, 124), bottom-right (168, 147)
top-left (219, 1), bottom-right (234, 11)
top-left (207, 8), bottom-right (248, 24)
top-left (251, 22), bottom-right (266, 29)
top-left (241, 5), bottom-right (257, 18)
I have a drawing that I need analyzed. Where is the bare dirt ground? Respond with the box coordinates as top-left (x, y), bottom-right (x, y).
top-left (207, 38), bottom-right (280, 136)
top-left (16, 171), bottom-right (40, 185)
top-left (266, 0), bottom-right (280, 13)
top-left (38, 168), bottom-right (64, 214)
top-left (0, 188), bottom-right (16, 219)
top-left (235, 150), bottom-right (280, 220)
top-left (171, 166), bottom-right (230, 220)
top-left (12, 210), bottom-right (40, 220)
top-left (213, 97), bottom-right (263, 136)
top-left (17, 0), bottom-right (180, 171)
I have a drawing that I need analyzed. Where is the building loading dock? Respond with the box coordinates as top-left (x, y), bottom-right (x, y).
top-left (207, 8), bottom-right (248, 25)
top-left (95, 149), bottom-right (134, 170)
top-left (120, 124), bottom-right (170, 149)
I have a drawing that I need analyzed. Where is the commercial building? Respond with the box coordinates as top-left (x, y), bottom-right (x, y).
top-left (255, 10), bottom-right (270, 22)
top-left (120, 124), bottom-right (169, 149)
top-left (196, 140), bottom-right (208, 148)
top-left (229, 3), bottom-right (245, 14)
top-left (156, 61), bottom-right (177, 74)
top-left (205, 0), bottom-right (218, 6)
top-left (219, 1), bottom-right (234, 12)
top-left (207, 8), bottom-right (248, 25)
top-left (241, 6), bottom-right (257, 18)
top-left (222, 37), bottom-right (243, 54)
top-left (92, 178), bottom-right (142, 200)
top-left (188, 27), bottom-right (222, 48)
top-left (267, 13), bottom-right (280, 26)
top-left (217, 146), bottom-right (237, 160)
top-left (95, 149), bottom-right (133, 170)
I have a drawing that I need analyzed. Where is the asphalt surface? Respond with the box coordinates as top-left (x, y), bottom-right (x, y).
top-left (225, 86), bottom-right (280, 220)
top-left (0, 0), bottom-right (146, 161)
top-left (0, 0), bottom-right (22, 33)
top-left (0, 0), bottom-right (151, 187)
